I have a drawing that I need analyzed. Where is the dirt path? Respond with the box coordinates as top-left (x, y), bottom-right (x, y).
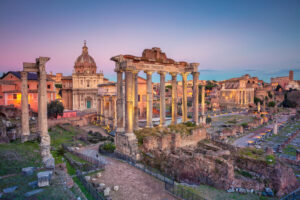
top-left (79, 144), bottom-right (176, 200)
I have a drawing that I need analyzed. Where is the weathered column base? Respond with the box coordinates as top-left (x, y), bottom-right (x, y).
top-left (40, 135), bottom-right (55, 169)
top-left (115, 131), bottom-right (140, 161)
top-left (199, 115), bottom-right (206, 125)
top-left (21, 134), bottom-right (30, 143)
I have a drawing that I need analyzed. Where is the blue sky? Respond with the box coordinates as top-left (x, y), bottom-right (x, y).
top-left (0, 0), bottom-right (299, 82)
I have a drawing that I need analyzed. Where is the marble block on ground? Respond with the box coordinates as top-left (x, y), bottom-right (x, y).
top-left (37, 171), bottom-right (53, 187)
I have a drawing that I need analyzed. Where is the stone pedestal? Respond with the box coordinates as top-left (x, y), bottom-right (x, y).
top-left (115, 132), bottom-right (140, 161)
top-left (37, 171), bottom-right (53, 187)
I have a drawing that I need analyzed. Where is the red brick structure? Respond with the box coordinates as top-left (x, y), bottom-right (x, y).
top-left (0, 71), bottom-right (56, 112)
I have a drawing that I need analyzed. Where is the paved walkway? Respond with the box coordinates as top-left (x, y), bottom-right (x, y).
top-left (233, 114), bottom-right (290, 147)
top-left (79, 144), bottom-right (176, 200)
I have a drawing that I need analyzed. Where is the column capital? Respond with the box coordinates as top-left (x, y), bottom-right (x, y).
top-left (158, 71), bottom-right (166, 76)
top-left (181, 72), bottom-right (189, 77)
top-left (114, 69), bottom-right (124, 73)
top-left (144, 70), bottom-right (153, 75)
top-left (132, 70), bottom-right (139, 75)
top-left (170, 72), bottom-right (178, 77)
top-left (192, 71), bottom-right (200, 76)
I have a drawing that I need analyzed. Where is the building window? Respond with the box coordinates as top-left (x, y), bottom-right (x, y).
top-left (138, 95), bottom-right (140, 102)
top-left (0, 96), bottom-right (2, 99)
top-left (47, 85), bottom-right (51, 89)
top-left (28, 85), bottom-right (29, 89)
top-left (13, 94), bottom-right (17, 99)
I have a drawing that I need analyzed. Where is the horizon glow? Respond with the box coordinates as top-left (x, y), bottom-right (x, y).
top-left (0, 0), bottom-right (299, 82)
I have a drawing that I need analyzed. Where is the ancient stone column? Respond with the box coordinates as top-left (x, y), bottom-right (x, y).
top-left (116, 70), bottom-right (124, 132)
top-left (171, 72), bottom-right (178, 125)
top-left (109, 96), bottom-right (113, 126)
top-left (181, 72), bottom-right (188, 123)
top-left (159, 72), bottom-right (166, 126)
top-left (125, 70), bottom-right (134, 133)
top-left (38, 57), bottom-right (54, 169)
top-left (145, 71), bottom-right (153, 128)
top-left (201, 85), bottom-right (205, 115)
top-left (38, 72), bottom-right (42, 133)
top-left (244, 91), bottom-right (247, 106)
top-left (132, 71), bottom-right (139, 130)
top-left (192, 72), bottom-right (199, 125)
top-left (21, 71), bottom-right (30, 142)
top-left (273, 119), bottom-right (278, 135)
top-left (114, 96), bottom-right (117, 129)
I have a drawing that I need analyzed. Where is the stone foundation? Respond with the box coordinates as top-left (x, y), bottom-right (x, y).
top-left (115, 132), bottom-right (140, 161)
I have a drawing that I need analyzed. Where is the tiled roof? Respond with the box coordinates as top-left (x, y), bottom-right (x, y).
top-left (2, 71), bottom-right (54, 81)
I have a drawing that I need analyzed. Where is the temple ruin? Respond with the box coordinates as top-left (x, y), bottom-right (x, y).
top-left (111, 47), bottom-right (202, 160)
top-left (21, 57), bottom-right (54, 168)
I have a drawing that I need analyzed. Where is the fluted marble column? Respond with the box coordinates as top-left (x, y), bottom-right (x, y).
top-left (21, 71), bottom-right (30, 142)
top-left (171, 72), bottom-right (178, 125)
top-left (116, 70), bottom-right (124, 132)
top-left (192, 72), bottom-right (199, 125)
top-left (181, 72), bottom-right (188, 122)
top-left (159, 72), bottom-right (166, 126)
top-left (201, 85), bottom-right (205, 115)
top-left (132, 71), bottom-right (139, 130)
top-left (125, 70), bottom-right (134, 133)
top-left (109, 96), bottom-right (113, 125)
top-left (145, 71), bottom-right (153, 128)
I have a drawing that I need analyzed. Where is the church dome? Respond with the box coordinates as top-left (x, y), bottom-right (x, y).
top-left (74, 41), bottom-right (97, 74)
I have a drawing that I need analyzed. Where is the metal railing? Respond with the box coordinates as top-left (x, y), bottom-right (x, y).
top-left (102, 152), bottom-right (206, 200)
top-left (280, 187), bottom-right (300, 200)
top-left (165, 182), bottom-right (206, 200)
top-left (77, 170), bottom-right (106, 200)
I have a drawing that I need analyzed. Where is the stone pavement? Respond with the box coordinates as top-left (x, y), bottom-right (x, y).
top-left (233, 114), bottom-right (290, 147)
top-left (79, 144), bottom-right (176, 200)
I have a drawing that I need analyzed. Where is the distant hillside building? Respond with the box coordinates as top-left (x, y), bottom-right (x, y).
top-left (271, 70), bottom-right (299, 90)
top-left (219, 74), bottom-right (256, 109)
top-left (0, 71), bottom-right (56, 112)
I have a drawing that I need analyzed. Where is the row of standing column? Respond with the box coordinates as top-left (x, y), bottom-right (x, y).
top-left (98, 96), bottom-right (116, 127)
top-left (21, 62), bottom-right (50, 159)
top-left (116, 70), bottom-right (200, 134)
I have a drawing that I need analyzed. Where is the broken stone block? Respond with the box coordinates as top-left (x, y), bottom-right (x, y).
top-left (28, 180), bottom-right (38, 189)
top-left (85, 176), bottom-right (91, 181)
top-left (37, 171), bottom-right (52, 187)
top-left (227, 188), bottom-right (234, 193)
top-left (24, 189), bottom-right (44, 197)
top-left (22, 167), bottom-right (35, 176)
top-left (263, 188), bottom-right (274, 197)
top-left (3, 186), bottom-right (18, 193)
top-left (113, 185), bottom-right (119, 191)
top-left (104, 187), bottom-right (110, 196)
top-left (96, 172), bottom-right (102, 178)
top-left (99, 183), bottom-right (105, 190)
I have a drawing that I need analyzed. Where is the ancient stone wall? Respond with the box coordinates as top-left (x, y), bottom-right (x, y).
top-left (48, 113), bottom-right (95, 128)
top-left (142, 127), bottom-right (206, 152)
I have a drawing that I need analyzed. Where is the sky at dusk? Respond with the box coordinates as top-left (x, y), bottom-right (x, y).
top-left (0, 0), bottom-right (299, 82)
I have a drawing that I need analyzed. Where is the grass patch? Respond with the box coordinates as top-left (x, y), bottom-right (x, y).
top-left (283, 145), bottom-right (297, 156)
top-left (65, 152), bottom-right (88, 164)
top-left (0, 141), bottom-right (42, 176)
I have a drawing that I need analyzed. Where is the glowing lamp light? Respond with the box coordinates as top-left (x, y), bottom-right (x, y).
top-left (248, 140), bottom-right (254, 144)
top-left (260, 133), bottom-right (266, 135)
top-left (255, 136), bottom-right (261, 139)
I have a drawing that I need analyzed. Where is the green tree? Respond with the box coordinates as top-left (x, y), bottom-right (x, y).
top-left (47, 100), bottom-right (64, 118)
top-left (268, 101), bottom-right (275, 107)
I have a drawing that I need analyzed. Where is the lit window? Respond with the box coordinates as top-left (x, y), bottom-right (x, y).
top-left (138, 95), bottom-right (140, 102)
top-left (13, 94), bottom-right (17, 99)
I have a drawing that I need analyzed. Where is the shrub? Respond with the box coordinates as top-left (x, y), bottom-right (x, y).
top-left (47, 100), bottom-right (64, 118)
top-left (206, 117), bottom-right (212, 124)
top-left (241, 123), bottom-right (248, 128)
top-left (99, 142), bottom-right (115, 153)
top-left (268, 101), bottom-right (275, 107)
